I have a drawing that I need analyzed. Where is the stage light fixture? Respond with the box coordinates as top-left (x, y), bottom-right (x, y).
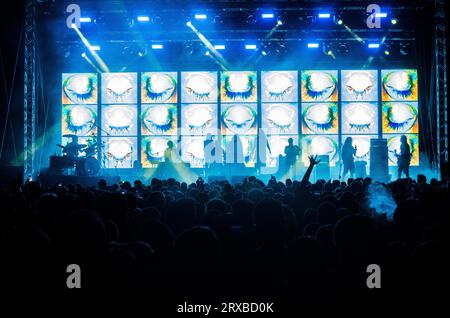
top-left (205, 51), bottom-right (210, 56)
top-left (80, 17), bottom-right (92, 23)
top-left (81, 52), bottom-right (86, 58)
top-left (337, 19), bottom-right (343, 25)
top-left (89, 45), bottom-right (101, 51)
top-left (277, 20), bottom-right (283, 26)
top-left (152, 44), bottom-right (163, 49)
top-left (307, 43), bottom-right (320, 48)
top-left (186, 21), bottom-right (192, 27)
top-left (391, 18), bottom-right (397, 25)
top-left (318, 13), bottom-right (331, 18)
top-left (384, 50), bottom-right (390, 55)
top-left (375, 13), bottom-right (388, 18)
top-left (137, 16), bottom-right (150, 22)
top-left (368, 43), bottom-right (380, 49)
top-left (214, 45), bottom-right (225, 50)
top-left (245, 44), bottom-right (257, 50)
top-left (195, 14), bottom-right (207, 20)
top-left (262, 13), bottom-right (274, 19)
top-left (261, 50), bottom-right (267, 56)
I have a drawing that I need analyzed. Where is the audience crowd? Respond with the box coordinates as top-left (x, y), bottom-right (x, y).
top-left (0, 157), bottom-right (448, 303)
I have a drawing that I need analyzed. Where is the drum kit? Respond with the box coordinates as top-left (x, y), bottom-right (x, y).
top-left (50, 134), bottom-right (101, 176)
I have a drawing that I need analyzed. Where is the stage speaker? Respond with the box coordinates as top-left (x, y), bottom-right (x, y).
top-left (315, 155), bottom-right (330, 181)
top-left (369, 138), bottom-right (389, 182)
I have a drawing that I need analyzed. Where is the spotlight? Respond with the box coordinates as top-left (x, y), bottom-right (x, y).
top-left (214, 44), bottom-right (225, 50)
top-left (205, 51), bottom-right (210, 56)
top-left (318, 13), bottom-right (331, 19)
top-left (375, 13), bottom-right (387, 18)
top-left (368, 43), bottom-right (380, 49)
top-left (186, 21), bottom-right (192, 27)
top-left (245, 44), bottom-right (257, 50)
top-left (89, 45), bottom-right (101, 51)
top-left (151, 44), bottom-right (163, 49)
top-left (137, 16), bottom-right (150, 22)
top-left (261, 50), bottom-right (267, 56)
top-left (80, 17), bottom-right (92, 23)
top-left (391, 18), bottom-right (397, 25)
top-left (81, 52), bottom-right (86, 58)
top-left (195, 14), bottom-right (207, 20)
top-left (277, 20), bottom-right (283, 26)
top-left (262, 13), bottom-right (274, 19)
top-left (337, 19), bottom-right (343, 25)
top-left (307, 43), bottom-right (320, 48)
top-left (384, 50), bottom-right (390, 55)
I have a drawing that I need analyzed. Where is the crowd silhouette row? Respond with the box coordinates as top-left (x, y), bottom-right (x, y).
top-left (1, 157), bottom-right (448, 302)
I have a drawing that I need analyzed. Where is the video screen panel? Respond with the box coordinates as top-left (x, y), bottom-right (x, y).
top-left (261, 71), bottom-right (298, 103)
top-left (265, 135), bottom-right (299, 168)
top-left (62, 104), bottom-right (97, 137)
top-left (301, 135), bottom-right (339, 166)
top-left (141, 136), bottom-right (178, 167)
top-left (382, 102), bottom-right (418, 134)
top-left (102, 73), bottom-right (138, 104)
top-left (341, 102), bottom-right (378, 134)
top-left (384, 134), bottom-right (419, 166)
top-left (141, 104), bottom-right (178, 136)
top-left (341, 70), bottom-right (378, 101)
top-left (181, 72), bottom-right (218, 103)
top-left (301, 103), bottom-right (338, 134)
top-left (180, 136), bottom-right (216, 168)
top-left (261, 103), bottom-right (298, 135)
top-left (141, 72), bottom-right (178, 103)
top-left (341, 135), bottom-right (375, 162)
top-left (181, 104), bottom-right (218, 136)
top-left (103, 137), bottom-right (138, 168)
top-left (220, 71), bottom-right (257, 103)
top-left (221, 104), bottom-right (257, 135)
top-left (101, 104), bottom-right (138, 136)
top-left (62, 73), bottom-right (98, 105)
top-left (301, 70), bottom-right (338, 102)
top-left (381, 69), bottom-right (418, 102)
top-left (221, 135), bottom-right (257, 167)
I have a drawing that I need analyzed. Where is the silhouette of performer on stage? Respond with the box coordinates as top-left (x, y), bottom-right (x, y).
top-left (341, 137), bottom-right (357, 179)
top-left (396, 134), bottom-right (412, 178)
top-left (284, 137), bottom-right (300, 179)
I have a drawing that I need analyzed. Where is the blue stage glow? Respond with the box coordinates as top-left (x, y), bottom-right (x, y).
top-left (307, 43), bottom-right (320, 48)
top-left (195, 14), bottom-right (207, 20)
top-left (245, 44), bottom-right (257, 50)
top-left (137, 16), bottom-right (150, 22)
top-left (214, 45), bottom-right (225, 50)
top-left (80, 17), bottom-right (92, 23)
top-left (262, 13), bottom-right (274, 19)
top-left (375, 13), bottom-right (388, 18)
top-left (368, 43), bottom-right (380, 49)
top-left (318, 13), bottom-right (331, 18)
top-left (152, 44), bottom-right (163, 49)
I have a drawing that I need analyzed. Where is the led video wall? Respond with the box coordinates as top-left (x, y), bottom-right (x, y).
top-left (61, 68), bottom-right (419, 169)
top-left (381, 69), bottom-right (419, 165)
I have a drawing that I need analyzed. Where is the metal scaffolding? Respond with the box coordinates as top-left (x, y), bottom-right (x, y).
top-left (24, 0), bottom-right (36, 180)
top-left (436, 0), bottom-right (448, 176)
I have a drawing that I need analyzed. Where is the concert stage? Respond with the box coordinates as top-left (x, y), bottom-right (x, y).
top-left (0, 0), bottom-right (447, 182)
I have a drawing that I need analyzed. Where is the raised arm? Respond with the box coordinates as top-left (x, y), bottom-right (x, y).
top-left (301, 155), bottom-right (321, 187)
